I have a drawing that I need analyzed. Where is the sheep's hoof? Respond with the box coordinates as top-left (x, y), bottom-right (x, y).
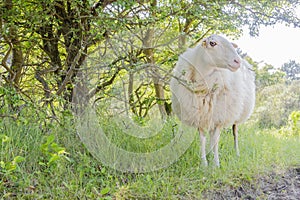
top-left (214, 160), bottom-right (220, 168)
top-left (201, 159), bottom-right (208, 167)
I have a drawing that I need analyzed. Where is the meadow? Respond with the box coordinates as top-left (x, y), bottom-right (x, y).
top-left (1, 112), bottom-right (299, 199)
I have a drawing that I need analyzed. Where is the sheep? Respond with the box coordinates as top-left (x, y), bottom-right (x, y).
top-left (170, 34), bottom-right (255, 167)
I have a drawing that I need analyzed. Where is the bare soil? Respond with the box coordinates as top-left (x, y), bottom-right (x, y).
top-left (203, 167), bottom-right (300, 200)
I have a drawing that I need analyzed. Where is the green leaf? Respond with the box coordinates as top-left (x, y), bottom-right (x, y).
top-left (100, 187), bottom-right (110, 195)
top-left (57, 149), bottom-right (66, 155)
top-left (13, 156), bottom-right (25, 164)
top-left (0, 161), bottom-right (5, 169)
top-left (46, 135), bottom-right (55, 145)
top-left (38, 161), bottom-right (46, 166)
top-left (0, 134), bottom-right (10, 143)
top-left (48, 154), bottom-right (60, 165)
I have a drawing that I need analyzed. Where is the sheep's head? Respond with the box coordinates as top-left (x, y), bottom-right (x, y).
top-left (201, 34), bottom-right (241, 72)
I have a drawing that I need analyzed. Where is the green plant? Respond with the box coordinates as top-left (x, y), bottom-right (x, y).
top-left (254, 81), bottom-right (300, 128)
top-left (0, 133), bottom-right (25, 185)
top-left (0, 156), bottom-right (25, 176)
top-left (39, 135), bottom-right (70, 168)
top-left (289, 110), bottom-right (300, 134)
top-left (1, 102), bottom-right (300, 199)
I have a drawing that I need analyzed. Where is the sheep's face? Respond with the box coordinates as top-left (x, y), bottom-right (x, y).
top-left (201, 35), bottom-right (241, 72)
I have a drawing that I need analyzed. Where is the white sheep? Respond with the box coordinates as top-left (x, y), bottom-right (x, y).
top-left (170, 34), bottom-right (255, 167)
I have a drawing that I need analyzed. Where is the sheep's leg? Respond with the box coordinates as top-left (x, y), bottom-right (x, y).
top-left (210, 127), bottom-right (220, 167)
top-left (199, 128), bottom-right (208, 166)
top-left (232, 124), bottom-right (240, 157)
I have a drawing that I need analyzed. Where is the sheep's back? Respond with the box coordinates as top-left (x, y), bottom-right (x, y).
top-left (234, 60), bottom-right (256, 124)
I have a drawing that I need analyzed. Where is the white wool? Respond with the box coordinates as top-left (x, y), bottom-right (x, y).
top-left (170, 34), bottom-right (255, 166)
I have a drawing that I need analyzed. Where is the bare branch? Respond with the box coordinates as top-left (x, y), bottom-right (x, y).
top-left (35, 70), bottom-right (51, 99)
top-left (87, 66), bottom-right (121, 99)
top-left (1, 35), bottom-right (16, 80)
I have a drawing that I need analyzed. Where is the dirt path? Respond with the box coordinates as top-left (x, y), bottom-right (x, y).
top-left (203, 167), bottom-right (300, 200)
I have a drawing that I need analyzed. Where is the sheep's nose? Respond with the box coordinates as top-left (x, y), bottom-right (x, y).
top-left (233, 58), bottom-right (241, 68)
top-left (234, 59), bottom-right (240, 65)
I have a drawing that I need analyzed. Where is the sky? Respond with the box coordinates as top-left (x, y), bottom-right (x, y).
top-left (234, 24), bottom-right (300, 69)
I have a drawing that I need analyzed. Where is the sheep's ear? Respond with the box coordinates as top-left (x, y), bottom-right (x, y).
top-left (201, 40), bottom-right (207, 48)
top-left (231, 42), bottom-right (238, 48)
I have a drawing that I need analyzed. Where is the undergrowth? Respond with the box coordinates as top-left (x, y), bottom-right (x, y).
top-left (0, 115), bottom-right (299, 199)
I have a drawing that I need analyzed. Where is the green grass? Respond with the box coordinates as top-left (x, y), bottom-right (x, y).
top-left (0, 117), bottom-right (299, 199)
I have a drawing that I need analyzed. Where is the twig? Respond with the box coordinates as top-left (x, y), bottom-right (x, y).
top-left (1, 36), bottom-right (15, 79)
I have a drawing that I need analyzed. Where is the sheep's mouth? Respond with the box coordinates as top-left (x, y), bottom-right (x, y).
top-left (227, 65), bottom-right (240, 72)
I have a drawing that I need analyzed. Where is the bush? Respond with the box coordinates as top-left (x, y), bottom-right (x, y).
top-left (254, 81), bottom-right (300, 128)
top-left (289, 110), bottom-right (300, 135)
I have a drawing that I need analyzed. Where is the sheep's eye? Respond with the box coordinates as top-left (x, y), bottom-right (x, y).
top-left (209, 41), bottom-right (217, 47)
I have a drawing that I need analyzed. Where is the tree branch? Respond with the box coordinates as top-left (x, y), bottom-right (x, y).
top-left (87, 67), bottom-right (121, 99)
top-left (0, 36), bottom-right (15, 77)
top-left (56, 47), bottom-right (85, 96)
top-left (35, 70), bottom-right (51, 99)
top-left (91, 0), bottom-right (118, 16)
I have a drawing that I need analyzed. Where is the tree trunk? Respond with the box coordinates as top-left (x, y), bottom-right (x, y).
top-left (3, 0), bottom-right (24, 87)
top-left (178, 18), bottom-right (192, 49)
top-left (128, 71), bottom-right (136, 115)
top-left (143, 27), bottom-right (167, 120)
top-left (153, 78), bottom-right (167, 119)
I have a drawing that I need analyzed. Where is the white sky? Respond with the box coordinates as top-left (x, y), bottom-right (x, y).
top-left (234, 6), bottom-right (300, 69)
top-left (234, 24), bottom-right (300, 69)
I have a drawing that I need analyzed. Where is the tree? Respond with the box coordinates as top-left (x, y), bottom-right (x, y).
top-left (1, 0), bottom-right (300, 120)
top-left (243, 56), bottom-right (285, 91)
top-left (281, 60), bottom-right (300, 81)
top-left (1, 0), bottom-right (120, 109)
top-left (1, 0), bottom-right (24, 88)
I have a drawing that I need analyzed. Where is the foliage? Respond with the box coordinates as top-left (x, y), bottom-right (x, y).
top-left (1, 0), bottom-right (300, 119)
top-left (254, 80), bottom-right (300, 128)
top-left (281, 60), bottom-right (300, 81)
top-left (255, 64), bottom-right (285, 89)
top-left (0, 155), bottom-right (25, 176)
top-left (39, 134), bottom-right (70, 168)
top-left (289, 110), bottom-right (300, 135)
top-left (244, 57), bottom-right (299, 130)
top-left (245, 56), bottom-right (285, 90)
top-left (0, 134), bottom-right (25, 177)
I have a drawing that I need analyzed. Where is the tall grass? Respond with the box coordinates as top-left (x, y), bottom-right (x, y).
top-left (0, 116), bottom-right (299, 199)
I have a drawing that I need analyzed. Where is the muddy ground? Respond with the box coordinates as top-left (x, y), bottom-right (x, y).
top-left (203, 167), bottom-right (300, 200)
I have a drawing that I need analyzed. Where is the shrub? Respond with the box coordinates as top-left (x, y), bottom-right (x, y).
top-left (254, 81), bottom-right (300, 128)
top-left (289, 110), bottom-right (300, 135)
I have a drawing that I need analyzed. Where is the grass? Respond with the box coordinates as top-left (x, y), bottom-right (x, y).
top-left (0, 116), bottom-right (299, 199)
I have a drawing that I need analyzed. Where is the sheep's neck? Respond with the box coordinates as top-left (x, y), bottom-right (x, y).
top-left (182, 45), bottom-right (215, 78)
top-left (180, 45), bottom-right (225, 95)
